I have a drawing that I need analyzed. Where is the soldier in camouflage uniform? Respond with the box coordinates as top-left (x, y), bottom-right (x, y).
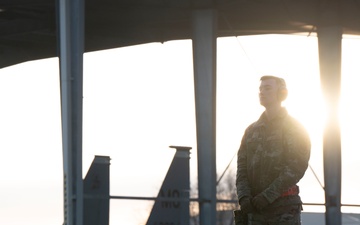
top-left (235, 75), bottom-right (311, 225)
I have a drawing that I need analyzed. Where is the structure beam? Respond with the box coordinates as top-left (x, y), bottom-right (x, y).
top-left (192, 8), bottom-right (217, 225)
top-left (317, 25), bottom-right (342, 225)
top-left (58, 0), bottom-right (85, 224)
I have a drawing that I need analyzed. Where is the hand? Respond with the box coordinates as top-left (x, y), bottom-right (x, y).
top-left (252, 194), bottom-right (269, 211)
top-left (239, 197), bottom-right (253, 214)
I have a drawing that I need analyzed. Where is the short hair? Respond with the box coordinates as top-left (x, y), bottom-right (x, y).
top-left (260, 75), bottom-right (288, 101)
top-left (260, 75), bottom-right (287, 89)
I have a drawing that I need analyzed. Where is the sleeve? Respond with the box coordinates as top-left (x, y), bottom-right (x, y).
top-left (262, 119), bottom-right (311, 203)
top-left (236, 128), bottom-right (252, 201)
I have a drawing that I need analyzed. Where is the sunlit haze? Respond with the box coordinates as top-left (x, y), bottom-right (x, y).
top-left (1, 34), bottom-right (360, 225)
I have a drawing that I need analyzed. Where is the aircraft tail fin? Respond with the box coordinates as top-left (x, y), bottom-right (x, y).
top-left (83, 155), bottom-right (111, 225)
top-left (146, 146), bottom-right (191, 225)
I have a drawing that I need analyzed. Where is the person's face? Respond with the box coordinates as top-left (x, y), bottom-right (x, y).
top-left (259, 78), bottom-right (281, 107)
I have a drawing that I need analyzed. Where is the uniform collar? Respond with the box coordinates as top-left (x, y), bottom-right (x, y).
top-left (255, 107), bottom-right (288, 127)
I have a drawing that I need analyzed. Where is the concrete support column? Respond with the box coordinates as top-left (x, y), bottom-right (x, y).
top-left (192, 9), bottom-right (217, 225)
top-left (317, 25), bottom-right (342, 225)
top-left (58, 0), bottom-right (85, 225)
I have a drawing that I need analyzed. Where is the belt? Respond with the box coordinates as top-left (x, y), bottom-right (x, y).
top-left (281, 185), bottom-right (299, 197)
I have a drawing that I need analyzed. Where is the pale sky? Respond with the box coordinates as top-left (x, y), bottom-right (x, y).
top-left (1, 34), bottom-right (360, 225)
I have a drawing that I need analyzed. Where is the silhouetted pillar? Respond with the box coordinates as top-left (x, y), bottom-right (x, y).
top-left (58, 0), bottom-right (85, 225)
top-left (192, 8), bottom-right (217, 225)
top-left (317, 25), bottom-right (342, 225)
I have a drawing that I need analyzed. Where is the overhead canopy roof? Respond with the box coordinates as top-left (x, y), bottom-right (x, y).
top-left (0, 0), bottom-right (359, 68)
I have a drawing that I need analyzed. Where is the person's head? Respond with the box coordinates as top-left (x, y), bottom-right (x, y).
top-left (258, 75), bottom-right (288, 108)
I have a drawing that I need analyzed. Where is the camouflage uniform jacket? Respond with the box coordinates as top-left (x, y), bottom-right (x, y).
top-left (236, 107), bottom-right (311, 206)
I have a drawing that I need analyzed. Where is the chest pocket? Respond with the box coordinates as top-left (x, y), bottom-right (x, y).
top-left (246, 137), bottom-right (263, 153)
top-left (264, 133), bottom-right (284, 158)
